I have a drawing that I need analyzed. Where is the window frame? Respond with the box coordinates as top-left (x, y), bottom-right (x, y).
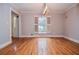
top-left (34, 16), bottom-right (51, 34)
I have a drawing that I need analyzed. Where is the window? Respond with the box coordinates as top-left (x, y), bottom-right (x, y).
top-left (38, 16), bottom-right (46, 33)
top-left (34, 16), bottom-right (51, 33)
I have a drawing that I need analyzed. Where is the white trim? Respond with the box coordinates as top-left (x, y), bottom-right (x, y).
top-left (64, 36), bottom-right (79, 43)
top-left (10, 7), bottom-right (21, 15)
top-left (10, 7), bottom-right (21, 37)
top-left (19, 35), bottom-right (64, 37)
top-left (0, 40), bottom-right (12, 49)
top-left (52, 35), bottom-right (64, 37)
top-left (64, 4), bottom-right (77, 13)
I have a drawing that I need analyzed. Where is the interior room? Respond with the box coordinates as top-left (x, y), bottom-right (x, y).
top-left (0, 3), bottom-right (79, 55)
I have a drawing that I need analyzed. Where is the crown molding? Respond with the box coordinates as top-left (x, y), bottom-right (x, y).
top-left (64, 4), bottom-right (77, 13)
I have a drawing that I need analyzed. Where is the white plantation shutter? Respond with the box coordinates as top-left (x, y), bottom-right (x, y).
top-left (47, 25), bottom-right (51, 32)
top-left (47, 17), bottom-right (51, 24)
top-left (46, 16), bottom-right (51, 33)
top-left (35, 25), bottom-right (38, 32)
top-left (35, 17), bottom-right (38, 24)
top-left (34, 17), bottom-right (38, 32)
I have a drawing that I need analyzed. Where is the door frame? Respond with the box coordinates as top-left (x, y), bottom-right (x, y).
top-left (10, 8), bottom-right (21, 39)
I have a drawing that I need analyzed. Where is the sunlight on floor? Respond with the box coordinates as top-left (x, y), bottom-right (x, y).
top-left (37, 38), bottom-right (48, 54)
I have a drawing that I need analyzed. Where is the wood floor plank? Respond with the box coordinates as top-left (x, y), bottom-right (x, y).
top-left (0, 37), bottom-right (79, 55)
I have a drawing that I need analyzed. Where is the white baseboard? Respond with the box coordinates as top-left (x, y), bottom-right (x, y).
top-left (64, 36), bottom-right (79, 43)
top-left (0, 40), bottom-right (12, 49)
top-left (19, 35), bottom-right (64, 37)
top-left (13, 35), bottom-right (79, 43)
top-left (52, 35), bottom-right (64, 37)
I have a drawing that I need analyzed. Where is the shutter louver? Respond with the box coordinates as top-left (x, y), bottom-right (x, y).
top-left (47, 17), bottom-right (51, 33)
top-left (35, 17), bottom-right (38, 32)
top-left (47, 17), bottom-right (50, 24)
top-left (35, 17), bottom-right (38, 24)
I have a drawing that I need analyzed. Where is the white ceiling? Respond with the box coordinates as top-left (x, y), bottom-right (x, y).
top-left (11, 3), bottom-right (77, 14)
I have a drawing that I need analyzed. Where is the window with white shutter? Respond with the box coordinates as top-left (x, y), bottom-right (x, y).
top-left (34, 16), bottom-right (51, 33)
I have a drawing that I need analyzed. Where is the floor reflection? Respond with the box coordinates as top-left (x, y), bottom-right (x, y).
top-left (37, 38), bottom-right (48, 55)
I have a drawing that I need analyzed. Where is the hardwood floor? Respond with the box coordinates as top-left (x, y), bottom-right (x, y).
top-left (0, 37), bottom-right (79, 55)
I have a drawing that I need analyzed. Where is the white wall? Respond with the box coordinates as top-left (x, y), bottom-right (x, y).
top-left (0, 4), bottom-right (11, 48)
top-left (21, 13), bottom-right (64, 37)
top-left (64, 4), bottom-right (79, 42)
top-left (0, 3), bottom-right (22, 48)
top-left (21, 13), bottom-right (35, 36)
top-left (51, 13), bottom-right (64, 36)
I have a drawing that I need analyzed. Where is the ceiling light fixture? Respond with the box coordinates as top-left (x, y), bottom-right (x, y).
top-left (43, 3), bottom-right (48, 15)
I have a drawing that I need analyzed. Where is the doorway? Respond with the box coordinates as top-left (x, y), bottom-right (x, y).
top-left (11, 11), bottom-right (19, 38)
